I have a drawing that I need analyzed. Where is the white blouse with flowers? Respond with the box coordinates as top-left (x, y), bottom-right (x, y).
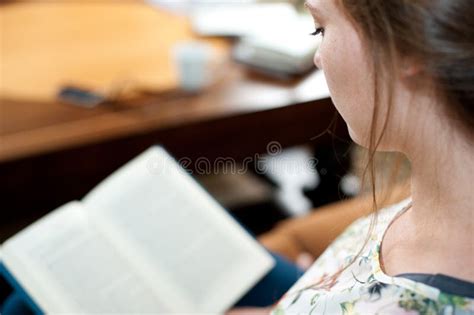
top-left (271, 198), bottom-right (474, 315)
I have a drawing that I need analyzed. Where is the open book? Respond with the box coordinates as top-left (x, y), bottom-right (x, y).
top-left (0, 146), bottom-right (275, 314)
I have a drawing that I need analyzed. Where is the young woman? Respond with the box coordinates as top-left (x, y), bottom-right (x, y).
top-left (230, 0), bottom-right (474, 313)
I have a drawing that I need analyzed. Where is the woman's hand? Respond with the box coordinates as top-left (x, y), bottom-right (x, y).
top-left (296, 252), bottom-right (314, 271)
top-left (225, 306), bottom-right (272, 315)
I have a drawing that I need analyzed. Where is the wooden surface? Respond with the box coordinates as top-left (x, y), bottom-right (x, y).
top-left (0, 0), bottom-right (227, 100)
top-left (0, 69), bottom-right (330, 163)
top-left (0, 1), bottom-right (331, 163)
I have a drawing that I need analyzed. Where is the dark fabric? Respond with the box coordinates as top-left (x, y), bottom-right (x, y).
top-left (234, 252), bottom-right (305, 307)
top-left (1, 290), bottom-right (36, 315)
top-left (397, 273), bottom-right (474, 298)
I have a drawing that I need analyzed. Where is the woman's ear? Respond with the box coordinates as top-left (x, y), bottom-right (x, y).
top-left (400, 56), bottom-right (423, 79)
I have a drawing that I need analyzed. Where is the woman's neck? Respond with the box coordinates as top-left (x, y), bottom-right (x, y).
top-left (382, 128), bottom-right (474, 281)
top-left (407, 131), bottom-right (473, 232)
top-left (402, 126), bottom-right (474, 280)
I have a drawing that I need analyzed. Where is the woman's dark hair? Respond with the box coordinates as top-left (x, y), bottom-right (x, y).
top-left (341, 0), bottom-right (474, 130)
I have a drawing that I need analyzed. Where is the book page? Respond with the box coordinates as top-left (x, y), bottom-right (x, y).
top-left (2, 202), bottom-right (173, 313)
top-left (84, 146), bottom-right (275, 313)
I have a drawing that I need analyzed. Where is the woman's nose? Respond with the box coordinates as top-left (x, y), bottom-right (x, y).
top-left (313, 51), bottom-right (322, 69)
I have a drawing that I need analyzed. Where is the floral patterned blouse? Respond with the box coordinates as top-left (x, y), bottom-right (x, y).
top-left (271, 198), bottom-right (474, 314)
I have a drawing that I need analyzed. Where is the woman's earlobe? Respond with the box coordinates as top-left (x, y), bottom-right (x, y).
top-left (400, 58), bottom-right (423, 78)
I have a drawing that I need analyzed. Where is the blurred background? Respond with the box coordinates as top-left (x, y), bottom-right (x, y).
top-left (0, 0), bottom-right (410, 242)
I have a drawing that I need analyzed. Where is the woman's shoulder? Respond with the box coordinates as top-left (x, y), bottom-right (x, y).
top-left (271, 197), bottom-right (411, 286)
top-left (329, 196), bottom-right (413, 253)
top-left (289, 197), bottom-right (413, 283)
top-left (270, 197), bottom-right (474, 314)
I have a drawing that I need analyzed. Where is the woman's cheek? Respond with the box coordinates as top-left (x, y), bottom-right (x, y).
top-left (318, 39), bottom-right (349, 120)
top-left (318, 35), bottom-right (371, 147)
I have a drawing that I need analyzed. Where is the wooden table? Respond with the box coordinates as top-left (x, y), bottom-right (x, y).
top-left (0, 1), bottom-right (347, 239)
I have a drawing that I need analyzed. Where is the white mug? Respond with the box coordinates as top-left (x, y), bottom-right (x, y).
top-left (172, 40), bottom-right (220, 93)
